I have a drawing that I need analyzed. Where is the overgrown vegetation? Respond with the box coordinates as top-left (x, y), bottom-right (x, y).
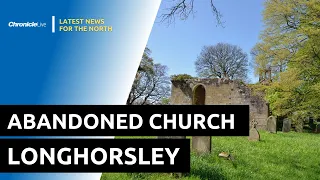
top-left (247, 84), bottom-right (269, 97)
top-left (101, 132), bottom-right (320, 180)
top-left (171, 74), bottom-right (194, 81)
top-left (251, 0), bottom-right (320, 127)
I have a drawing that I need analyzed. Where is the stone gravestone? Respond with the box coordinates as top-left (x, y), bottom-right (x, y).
top-left (192, 136), bottom-right (211, 154)
top-left (267, 116), bottom-right (277, 133)
top-left (248, 128), bottom-right (260, 141)
top-left (248, 119), bottom-right (260, 141)
top-left (282, 118), bottom-right (291, 132)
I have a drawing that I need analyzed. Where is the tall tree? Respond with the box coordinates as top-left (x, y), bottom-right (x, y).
top-left (195, 43), bottom-right (249, 81)
top-left (251, 0), bottom-right (320, 128)
top-left (127, 48), bottom-right (171, 105)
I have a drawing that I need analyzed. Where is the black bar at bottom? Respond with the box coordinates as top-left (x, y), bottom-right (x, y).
top-left (0, 139), bottom-right (190, 173)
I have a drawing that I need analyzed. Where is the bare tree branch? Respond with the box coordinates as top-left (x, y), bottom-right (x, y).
top-left (159, 0), bottom-right (223, 26)
top-left (127, 48), bottom-right (171, 105)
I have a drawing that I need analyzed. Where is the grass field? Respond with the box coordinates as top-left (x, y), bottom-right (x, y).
top-left (101, 132), bottom-right (320, 180)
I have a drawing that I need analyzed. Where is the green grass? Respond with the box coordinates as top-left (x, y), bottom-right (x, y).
top-left (101, 132), bottom-right (320, 180)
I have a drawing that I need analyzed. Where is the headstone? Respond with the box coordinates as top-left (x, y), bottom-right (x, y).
top-left (282, 118), bottom-right (291, 132)
top-left (248, 118), bottom-right (260, 141)
top-left (192, 136), bottom-right (211, 154)
top-left (248, 128), bottom-right (260, 141)
top-left (250, 114), bottom-right (258, 129)
top-left (267, 116), bottom-right (277, 133)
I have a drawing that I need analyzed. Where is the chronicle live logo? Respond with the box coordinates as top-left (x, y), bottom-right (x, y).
top-left (8, 21), bottom-right (47, 28)
top-left (8, 16), bottom-right (56, 33)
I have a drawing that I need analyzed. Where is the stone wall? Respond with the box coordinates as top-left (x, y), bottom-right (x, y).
top-left (170, 78), bottom-right (269, 130)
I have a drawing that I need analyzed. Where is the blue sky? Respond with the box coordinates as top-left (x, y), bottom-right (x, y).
top-left (147, 0), bottom-right (265, 83)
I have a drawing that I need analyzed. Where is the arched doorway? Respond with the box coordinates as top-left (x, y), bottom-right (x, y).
top-left (192, 84), bottom-right (206, 105)
top-left (192, 84), bottom-right (211, 154)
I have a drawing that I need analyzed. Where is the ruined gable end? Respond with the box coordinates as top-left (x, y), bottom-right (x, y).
top-left (170, 78), bottom-right (269, 130)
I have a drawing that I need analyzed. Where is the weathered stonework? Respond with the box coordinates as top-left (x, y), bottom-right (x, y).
top-left (170, 78), bottom-right (269, 130)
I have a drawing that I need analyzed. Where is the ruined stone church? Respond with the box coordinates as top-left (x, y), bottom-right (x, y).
top-left (170, 78), bottom-right (269, 130)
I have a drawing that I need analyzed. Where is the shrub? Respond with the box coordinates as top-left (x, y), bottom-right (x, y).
top-left (171, 74), bottom-right (194, 81)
